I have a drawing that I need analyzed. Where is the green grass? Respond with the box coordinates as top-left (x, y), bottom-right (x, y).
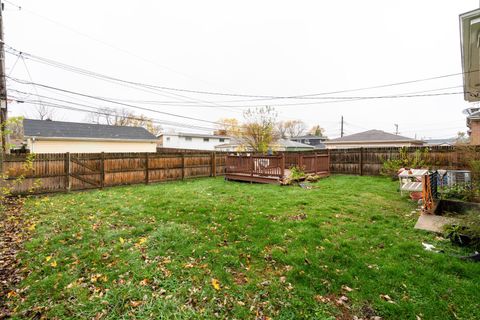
top-left (9, 176), bottom-right (480, 319)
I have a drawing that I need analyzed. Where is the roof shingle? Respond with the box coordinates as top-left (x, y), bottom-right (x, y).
top-left (23, 119), bottom-right (157, 141)
top-left (325, 130), bottom-right (421, 143)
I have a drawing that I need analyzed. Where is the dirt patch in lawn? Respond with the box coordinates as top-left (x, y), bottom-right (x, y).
top-left (0, 198), bottom-right (30, 318)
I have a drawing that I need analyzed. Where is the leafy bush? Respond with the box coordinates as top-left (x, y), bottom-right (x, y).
top-left (381, 147), bottom-right (429, 178)
top-left (444, 213), bottom-right (480, 249)
top-left (442, 184), bottom-right (478, 202)
top-left (289, 166), bottom-right (306, 180)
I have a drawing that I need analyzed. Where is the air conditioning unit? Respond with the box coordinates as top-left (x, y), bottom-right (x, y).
top-left (446, 170), bottom-right (472, 187)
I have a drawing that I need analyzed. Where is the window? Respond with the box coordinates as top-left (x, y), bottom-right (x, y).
top-left (219, 138), bottom-right (225, 142)
top-left (203, 138), bottom-right (210, 142)
top-left (185, 137), bottom-right (192, 141)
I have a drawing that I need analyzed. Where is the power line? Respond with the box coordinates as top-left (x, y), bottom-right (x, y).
top-left (8, 76), bottom-right (234, 127)
top-left (5, 49), bottom-right (244, 114)
top-left (6, 49), bottom-right (467, 112)
top-left (2, 0), bottom-right (229, 91)
top-left (6, 46), bottom-right (472, 102)
top-left (10, 95), bottom-right (220, 132)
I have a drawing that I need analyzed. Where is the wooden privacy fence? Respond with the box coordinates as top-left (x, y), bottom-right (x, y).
top-left (2, 146), bottom-right (478, 195)
top-left (3, 152), bottom-right (225, 195)
top-left (327, 146), bottom-right (479, 175)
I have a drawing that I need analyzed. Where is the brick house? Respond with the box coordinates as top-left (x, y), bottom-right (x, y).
top-left (460, 9), bottom-right (480, 145)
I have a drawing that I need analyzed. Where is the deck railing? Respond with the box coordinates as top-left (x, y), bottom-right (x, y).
top-left (226, 155), bottom-right (285, 178)
top-left (226, 153), bottom-right (330, 178)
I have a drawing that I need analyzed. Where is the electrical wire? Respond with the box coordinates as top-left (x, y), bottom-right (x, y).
top-left (8, 76), bottom-right (237, 127)
top-left (6, 46), bottom-right (472, 103)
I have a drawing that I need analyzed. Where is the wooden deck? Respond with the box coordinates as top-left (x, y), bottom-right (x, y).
top-left (225, 153), bottom-right (330, 184)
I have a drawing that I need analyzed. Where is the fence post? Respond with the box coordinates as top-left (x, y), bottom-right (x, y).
top-left (181, 153), bottom-right (185, 180)
top-left (250, 156), bottom-right (254, 177)
top-left (211, 152), bottom-right (217, 177)
top-left (327, 149), bottom-right (331, 174)
top-left (281, 153), bottom-right (285, 177)
top-left (314, 153), bottom-right (318, 174)
top-left (100, 152), bottom-right (105, 188)
top-left (145, 153), bottom-right (149, 184)
top-left (65, 152), bottom-right (71, 192)
top-left (359, 147), bottom-right (364, 176)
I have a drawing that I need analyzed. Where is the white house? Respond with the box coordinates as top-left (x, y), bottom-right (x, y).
top-left (23, 119), bottom-right (158, 153)
top-left (158, 132), bottom-right (230, 151)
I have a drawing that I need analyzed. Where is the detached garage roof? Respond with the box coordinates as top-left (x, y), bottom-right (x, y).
top-left (325, 130), bottom-right (424, 144)
top-left (23, 119), bottom-right (157, 141)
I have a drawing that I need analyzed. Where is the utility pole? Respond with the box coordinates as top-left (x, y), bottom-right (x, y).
top-left (394, 124), bottom-right (399, 135)
top-left (340, 116), bottom-right (344, 137)
top-left (0, 1), bottom-right (8, 172)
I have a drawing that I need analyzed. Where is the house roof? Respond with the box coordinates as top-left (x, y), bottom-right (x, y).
top-left (160, 132), bottom-right (230, 139)
top-left (424, 138), bottom-right (457, 146)
top-left (23, 119), bottom-right (157, 141)
top-left (324, 130), bottom-right (423, 144)
top-left (215, 138), bottom-right (314, 149)
top-left (290, 134), bottom-right (327, 140)
top-left (275, 139), bottom-right (315, 149)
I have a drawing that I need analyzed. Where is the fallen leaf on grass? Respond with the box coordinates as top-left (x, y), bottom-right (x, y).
top-left (136, 237), bottom-right (147, 246)
top-left (314, 295), bottom-right (329, 303)
top-left (380, 294), bottom-right (395, 304)
top-left (50, 260), bottom-right (57, 268)
top-left (139, 278), bottom-right (149, 286)
top-left (45, 255), bottom-right (52, 262)
top-left (211, 278), bottom-right (221, 290)
top-left (119, 237), bottom-right (125, 244)
top-left (341, 285), bottom-right (353, 292)
top-left (129, 300), bottom-right (143, 307)
top-left (336, 295), bottom-right (349, 305)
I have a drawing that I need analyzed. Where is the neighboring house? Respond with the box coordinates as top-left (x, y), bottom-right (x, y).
top-left (324, 130), bottom-right (424, 149)
top-left (460, 9), bottom-right (480, 103)
top-left (215, 138), bottom-right (315, 152)
top-left (464, 107), bottom-right (480, 145)
top-left (424, 138), bottom-right (457, 147)
top-left (289, 134), bottom-right (327, 149)
top-left (23, 119), bottom-right (158, 153)
top-left (460, 9), bottom-right (480, 145)
top-left (158, 132), bottom-right (230, 151)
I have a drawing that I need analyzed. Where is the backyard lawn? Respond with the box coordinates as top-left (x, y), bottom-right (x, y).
top-left (5, 175), bottom-right (480, 319)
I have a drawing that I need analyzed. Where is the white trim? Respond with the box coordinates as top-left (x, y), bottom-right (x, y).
top-left (24, 136), bottom-right (158, 143)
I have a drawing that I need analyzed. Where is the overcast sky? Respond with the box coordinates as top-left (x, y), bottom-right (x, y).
top-left (4, 0), bottom-right (480, 139)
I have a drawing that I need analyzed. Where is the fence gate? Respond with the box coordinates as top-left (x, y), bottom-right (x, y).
top-left (67, 153), bottom-right (103, 190)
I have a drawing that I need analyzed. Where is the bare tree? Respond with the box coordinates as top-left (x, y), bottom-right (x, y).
top-left (34, 104), bottom-right (55, 120)
top-left (85, 107), bottom-right (162, 135)
top-left (241, 106), bottom-right (279, 153)
top-left (276, 121), bottom-right (288, 138)
top-left (284, 120), bottom-right (307, 138)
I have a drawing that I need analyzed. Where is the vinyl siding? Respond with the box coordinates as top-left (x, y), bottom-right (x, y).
top-left (27, 139), bottom-right (157, 153)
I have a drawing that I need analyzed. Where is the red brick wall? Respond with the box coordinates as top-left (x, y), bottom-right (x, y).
top-left (470, 119), bottom-right (480, 145)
